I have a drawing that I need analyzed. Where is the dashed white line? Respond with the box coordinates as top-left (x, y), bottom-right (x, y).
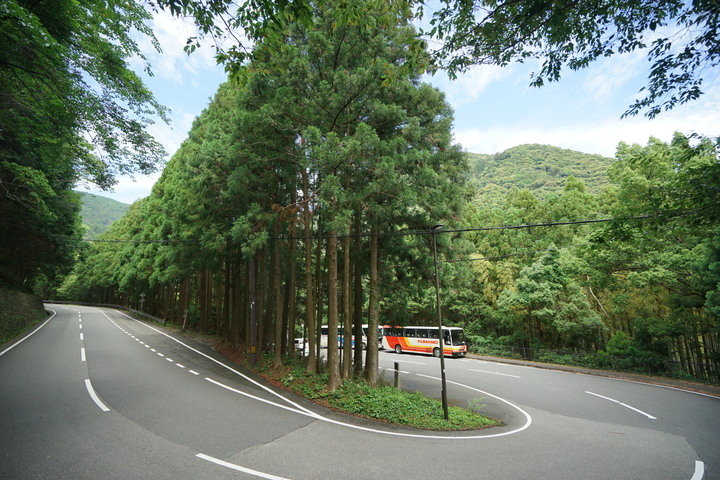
top-left (585, 391), bottom-right (656, 419)
top-left (188, 370), bottom-right (200, 375)
top-left (157, 352), bottom-right (164, 357)
top-left (80, 333), bottom-right (84, 341)
top-left (692, 461), bottom-right (705, 480)
top-left (166, 358), bottom-right (174, 362)
top-left (176, 364), bottom-right (186, 369)
top-left (81, 348), bottom-right (86, 362)
top-left (196, 453), bottom-right (290, 480)
top-left (469, 369), bottom-right (521, 378)
top-left (84, 379), bottom-right (109, 412)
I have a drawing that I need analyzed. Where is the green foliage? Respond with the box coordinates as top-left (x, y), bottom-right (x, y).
top-left (78, 193), bottom-right (130, 239)
top-left (467, 144), bottom-right (614, 203)
top-left (427, 0), bottom-right (720, 118)
top-left (0, 0), bottom-right (167, 292)
top-left (328, 381), bottom-right (498, 430)
top-left (0, 288), bottom-right (47, 344)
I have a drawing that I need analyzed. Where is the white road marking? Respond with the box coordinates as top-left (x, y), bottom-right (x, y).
top-left (166, 358), bottom-right (174, 362)
top-left (196, 453), bottom-right (291, 480)
top-left (84, 379), bottom-right (110, 412)
top-left (470, 369), bottom-right (521, 378)
top-left (176, 364), bottom-right (186, 369)
top-left (81, 348), bottom-right (86, 362)
top-left (585, 391), bottom-right (657, 419)
top-left (393, 359), bottom-right (427, 365)
top-left (188, 370), bottom-right (200, 375)
top-left (157, 353), bottom-right (164, 357)
top-left (0, 310), bottom-right (56, 357)
top-left (105, 308), bottom-right (533, 440)
top-left (380, 367), bottom-right (410, 374)
top-left (691, 461), bottom-right (704, 480)
top-left (80, 333), bottom-right (84, 341)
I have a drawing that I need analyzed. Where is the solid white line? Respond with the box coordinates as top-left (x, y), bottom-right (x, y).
top-left (470, 369), bottom-right (521, 378)
top-left (84, 379), bottom-right (110, 412)
top-left (107, 308), bottom-right (533, 440)
top-left (108, 309), bottom-right (317, 417)
top-left (206, 378), bottom-right (315, 417)
top-left (0, 310), bottom-right (56, 357)
top-left (81, 348), bottom-right (86, 362)
top-left (691, 461), bottom-right (704, 480)
top-left (196, 453), bottom-right (291, 480)
top-left (585, 391), bottom-right (657, 419)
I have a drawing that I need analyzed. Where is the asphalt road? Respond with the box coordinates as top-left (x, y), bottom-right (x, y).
top-left (1, 305), bottom-right (718, 479)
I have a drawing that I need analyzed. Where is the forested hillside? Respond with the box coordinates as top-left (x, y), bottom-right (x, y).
top-left (467, 145), bottom-right (614, 201)
top-left (58, 2), bottom-right (720, 386)
top-left (78, 193), bottom-right (129, 239)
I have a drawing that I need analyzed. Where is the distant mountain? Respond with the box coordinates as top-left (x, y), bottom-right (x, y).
top-left (467, 144), bottom-right (615, 199)
top-left (77, 192), bottom-right (129, 239)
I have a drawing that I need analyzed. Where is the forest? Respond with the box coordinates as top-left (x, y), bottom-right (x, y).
top-left (78, 193), bottom-right (130, 239)
top-left (3, 0), bottom-right (718, 389)
top-left (59, 7), bottom-right (720, 386)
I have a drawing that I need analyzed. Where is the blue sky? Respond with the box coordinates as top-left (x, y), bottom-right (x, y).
top-left (78, 12), bottom-right (720, 204)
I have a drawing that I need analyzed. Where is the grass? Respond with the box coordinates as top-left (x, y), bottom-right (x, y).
top-left (253, 353), bottom-right (501, 431)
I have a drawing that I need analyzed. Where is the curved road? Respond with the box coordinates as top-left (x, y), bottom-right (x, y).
top-left (1, 305), bottom-right (717, 479)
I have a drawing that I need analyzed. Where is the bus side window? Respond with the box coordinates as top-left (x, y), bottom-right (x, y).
top-left (428, 329), bottom-right (438, 339)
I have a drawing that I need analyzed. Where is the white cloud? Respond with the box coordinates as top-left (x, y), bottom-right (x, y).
top-left (455, 94), bottom-right (720, 158)
top-left (434, 64), bottom-right (510, 105)
top-left (582, 51), bottom-right (647, 104)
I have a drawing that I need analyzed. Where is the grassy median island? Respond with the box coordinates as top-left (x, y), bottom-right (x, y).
top-left (253, 354), bottom-right (500, 431)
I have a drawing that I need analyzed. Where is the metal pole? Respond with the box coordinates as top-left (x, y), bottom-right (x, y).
top-left (249, 255), bottom-right (258, 366)
top-left (432, 225), bottom-right (449, 421)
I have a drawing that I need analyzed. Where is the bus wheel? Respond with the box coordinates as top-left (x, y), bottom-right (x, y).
top-left (394, 344), bottom-right (402, 354)
top-left (433, 348), bottom-right (441, 358)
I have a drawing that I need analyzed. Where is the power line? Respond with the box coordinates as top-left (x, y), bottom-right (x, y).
top-left (81, 214), bottom-right (653, 244)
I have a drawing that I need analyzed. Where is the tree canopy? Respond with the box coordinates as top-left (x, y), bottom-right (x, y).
top-left (0, 0), bottom-right (167, 291)
top-left (152, 0), bottom-right (719, 118)
top-left (427, 0), bottom-right (720, 118)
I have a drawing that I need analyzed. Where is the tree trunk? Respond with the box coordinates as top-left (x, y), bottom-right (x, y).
top-left (342, 232), bottom-right (352, 380)
top-left (287, 216), bottom-right (298, 358)
top-left (304, 185), bottom-right (316, 373)
top-left (272, 227), bottom-right (284, 369)
top-left (327, 231), bottom-right (340, 390)
top-left (365, 226), bottom-right (379, 387)
top-left (353, 210), bottom-right (364, 377)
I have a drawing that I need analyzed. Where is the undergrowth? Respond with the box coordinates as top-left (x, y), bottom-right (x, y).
top-left (254, 353), bottom-right (500, 431)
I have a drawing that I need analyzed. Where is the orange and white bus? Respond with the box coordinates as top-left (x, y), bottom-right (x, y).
top-left (381, 325), bottom-right (467, 357)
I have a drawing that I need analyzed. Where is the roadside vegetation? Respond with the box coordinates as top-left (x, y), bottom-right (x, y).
top-left (248, 352), bottom-right (500, 431)
top-left (0, 289), bottom-right (47, 345)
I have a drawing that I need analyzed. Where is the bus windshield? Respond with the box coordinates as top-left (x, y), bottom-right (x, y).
top-left (447, 330), bottom-right (465, 346)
